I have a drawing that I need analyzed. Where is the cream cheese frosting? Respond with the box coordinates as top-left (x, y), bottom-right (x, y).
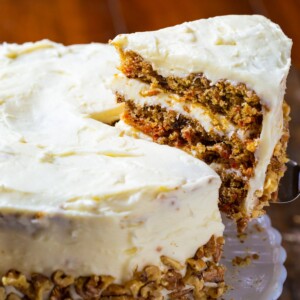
top-left (110, 73), bottom-right (245, 140)
top-left (0, 40), bottom-right (123, 124)
top-left (0, 40), bottom-right (224, 281)
top-left (112, 15), bottom-right (292, 214)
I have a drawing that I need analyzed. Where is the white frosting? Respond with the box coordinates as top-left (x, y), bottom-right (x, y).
top-left (0, 40), bottom-right (123, 124)
top-left (112, 15), bottom-right (292, 214)
top-left (116, 120), bottom-right (153, 141)
top-left (0, 40), bottom-right (224, 281)
top-left (110, 73), bottom-right (245, 140)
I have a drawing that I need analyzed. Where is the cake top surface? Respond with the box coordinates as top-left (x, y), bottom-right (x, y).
top-left (0, 39), bottom-right (123, 124)
top-left (112, 15), bottom-right (292, 108)
top-left (0, 40), bottom-right (219, 216)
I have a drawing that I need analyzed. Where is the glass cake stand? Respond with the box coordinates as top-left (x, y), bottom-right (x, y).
top-left (222, 214), bottom-right (286, 300)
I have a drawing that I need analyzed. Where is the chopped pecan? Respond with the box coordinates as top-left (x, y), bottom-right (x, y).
top-left (31, 273), bottom-right (52, 300)
top-left (101, 284), bottom-right (130, 297)
top-left (52, 271), bottom-right (74, 288)
top-left (205, 282), bottom-right (226, 298)
top-left (143, 266), bottom-right (161, 282)
top-left (49, 285), bottom-right (72, 300)
top-left (160, 256), bottom-right (183, 271)
top-left (2, 270), bottom-right (34, 299)
top-left (168, 288), bottom-right (193, 299)
top-left (75, 275), bottom-right (114, 299)
top-left (203, 265), bottom-right (225, 283)
top-left (213, 237), bottom-right (225, 263)
top-left (195, 246), bottom-right (205, 259)
top-left (124, 280), bottom-right (144, 297)
top-left (161, 269), bottom-right (184, 291)
top-left (184, 275), bottom-right (204, 292)
top-left (186, 258), bottom-right (207, 272)
top-left (140, 282), bottom-right (162, 299)
top-left (203, 236), bottom-right (216, 258)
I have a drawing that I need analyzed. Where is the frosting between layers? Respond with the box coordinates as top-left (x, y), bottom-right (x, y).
top-left (0, 40), bottom-right (224, 281)
top-left (112, 15), bottom-right (292, 214)
top-left (110, 74), bottom-right (245, 140)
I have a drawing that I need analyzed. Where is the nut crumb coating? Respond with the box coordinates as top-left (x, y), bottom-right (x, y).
top-left (0, 236), bottom-right (226, 299)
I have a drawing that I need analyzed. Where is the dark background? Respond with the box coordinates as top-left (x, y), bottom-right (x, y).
top-left (0, 1), bottom-right (299, 299)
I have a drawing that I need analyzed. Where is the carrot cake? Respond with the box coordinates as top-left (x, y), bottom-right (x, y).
top-left (0, 41), bottom-right (225, 299)
top-left (111, 15), bottom-right (292, 230)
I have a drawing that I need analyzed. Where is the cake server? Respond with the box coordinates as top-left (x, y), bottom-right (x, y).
top-left (275, 160), bottom-right (300, 203)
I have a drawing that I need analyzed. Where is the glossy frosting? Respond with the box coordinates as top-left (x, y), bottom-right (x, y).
top-left (0, 40), bottom-right (224, 281)
top-left (112, 15), bottom-right (292, 214)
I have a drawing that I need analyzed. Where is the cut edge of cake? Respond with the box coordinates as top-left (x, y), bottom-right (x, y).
top-left (110, 14), bottom-right (292, 230)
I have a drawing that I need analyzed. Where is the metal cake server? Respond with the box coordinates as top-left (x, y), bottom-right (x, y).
top-left (275, 160), bottom-right (300, 203)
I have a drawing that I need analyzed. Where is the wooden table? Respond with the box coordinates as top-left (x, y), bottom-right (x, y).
top-left (0, 1), bottom-right (299, 299)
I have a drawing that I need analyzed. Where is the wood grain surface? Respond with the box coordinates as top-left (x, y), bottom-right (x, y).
top-left (0, 1), bottom-right (299, 299)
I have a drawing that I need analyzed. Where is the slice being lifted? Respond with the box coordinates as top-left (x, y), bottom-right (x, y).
top-left (111, 15), bottom-right (292, 230)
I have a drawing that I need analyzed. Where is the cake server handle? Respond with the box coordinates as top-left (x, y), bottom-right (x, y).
top-left (275, 160), bottom-right (300, 203)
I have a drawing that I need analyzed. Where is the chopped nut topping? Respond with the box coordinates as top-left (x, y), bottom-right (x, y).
top-left (101, 284), bottom-right (130, 297)
top-left (186, 258), bottom-right (207, 272)
top-left (232, 254), bottom-right (259, 267)
top-left (140, 282), bottom-right (162, 298)
top-left (1, 235), bottom-right (226, 299)
top-left (75, 275), bottom-right (115, 299)
top-left (50, 285), bottom-right (71, 300)
top-left (195, 246), bottom-right (205, 259)
top-left (2, 270), bottom-right (34, 298)
top-left (168, 288), bottom-right (193, 299)
top-left (31, 273), bottom-right (52, 300)
top-left (184, 275), bottom-right (204, 291)
top-left (203, 264), bottom-right (225, 283)
top-left (161, 256), bottom-right (183, 270)
top-left (205, 281), bottom-right (226, 298)
top-left (52, 270), bottom-right (74, 288)
top-left (161, 269), bottom-right (184, 291)
top-left (143, 265), bottom-right (161, 282)
top-left (125, 280), bottom-right (144, 297)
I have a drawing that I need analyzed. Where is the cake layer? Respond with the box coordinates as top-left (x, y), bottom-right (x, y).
top-left (110, 76), bottom-right (257, 177)
top-left (111, 74), bottom-right (246, 139)
top-left (0, 40), bottom-right (224, 295)
top-left (114, 50), bottom-right (263, 134)
top-left (111, 15), bottom-right (292, 228)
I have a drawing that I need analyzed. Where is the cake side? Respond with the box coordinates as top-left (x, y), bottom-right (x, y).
top-left (0, 235), bottom-right (226, 300)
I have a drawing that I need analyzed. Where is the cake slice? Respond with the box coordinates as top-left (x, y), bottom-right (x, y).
top-left (111, 15), bottom-right (292, 230)
top-left (0, 40), bottom-right (225, 299)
